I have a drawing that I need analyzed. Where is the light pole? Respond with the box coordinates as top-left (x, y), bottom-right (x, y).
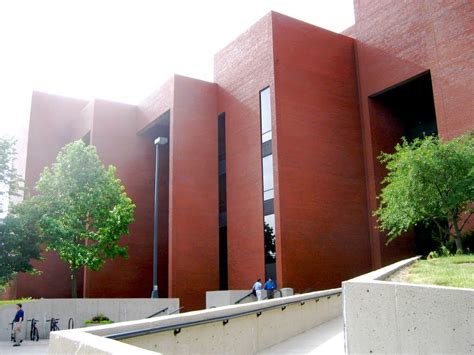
top-left (151, 137), bottom-right (168, 298)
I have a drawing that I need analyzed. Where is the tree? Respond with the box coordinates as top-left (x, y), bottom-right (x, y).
top-left (264, 221), bottom-right (276, 264)
top-left (374, 133), bottom-right (474, 253)
top-left (0, 202), bottom-right (43, 290)
top-left (0, 137), bottom-right (21, 213)
top-left (26, 140), bottom-right (135, 297)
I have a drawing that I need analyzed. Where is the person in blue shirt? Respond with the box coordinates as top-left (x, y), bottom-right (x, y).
top-left (264, 278), bottom-right (277, 299)
top-left (12, 303), bottom-right (24, 347)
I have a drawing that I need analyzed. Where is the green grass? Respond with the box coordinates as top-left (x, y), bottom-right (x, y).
top-left (0, 298), bottom-right (33, 308)
top-left (389, 255), bottom-right (474, 289)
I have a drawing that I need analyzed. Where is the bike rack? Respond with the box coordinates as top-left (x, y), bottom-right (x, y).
top-left (68, 317), bottom-right (74, 329)
top-left (27, 318), bottom-right (40, 341)
top-left (47, 317), bottom-right (60, 332)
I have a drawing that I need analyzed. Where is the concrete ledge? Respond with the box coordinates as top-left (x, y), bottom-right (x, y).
top-left (50, 288), bottom-right (342, 354)
top-left (49, 330), bottom-right (157, 355)
top-left (348, 255), bottom-right (421, 282)
top-left (343, 256), bottom-right (474, 354)
top-left (0, 298), bottom-right (179, 341)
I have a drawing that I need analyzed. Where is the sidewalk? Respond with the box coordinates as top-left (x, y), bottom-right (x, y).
top-left (0, 339), bottom-right (49, 355)
top-left (258, 316), bottom-right (344, 354)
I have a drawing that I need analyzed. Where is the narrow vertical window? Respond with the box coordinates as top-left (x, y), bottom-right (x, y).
top-left (218, 113), bottom-right (228, 290)
top-left (259, 87), bottom-right (276, 281)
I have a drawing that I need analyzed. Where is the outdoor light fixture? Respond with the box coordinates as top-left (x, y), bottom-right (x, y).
top-left (151, 136), bottom-right (168, 299)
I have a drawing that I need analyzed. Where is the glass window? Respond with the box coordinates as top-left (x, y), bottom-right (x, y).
top-left (262, 131), bottom-right (272, 143)
top-left (218, 113), bottom-right (226, 161)
top-left (261, 140), bottom-right (272, 157)
top-left (264, 214), bottom-right (276, 264)
top-left (263, 198), bottom-right (274, 216)
top-left (260, 87), bottom-right (272, 135)
top-left (264, 189), bottom-right (274, 201)
top-left (262, 155), bottom-right (274, 192)
top-left (264, 214), bottom-right (275, 231)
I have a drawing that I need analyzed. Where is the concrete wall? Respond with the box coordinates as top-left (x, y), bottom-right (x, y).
top-left (0, 298), bottom-right (178, 341)
top-left (49, 330), bottom-right (157, 355)
top-left (49, 288), bottom-right (341, 354)
top-left (206, 289), bottom-right (293, 308)
top-left (343, 256), bottom-right (474, 354)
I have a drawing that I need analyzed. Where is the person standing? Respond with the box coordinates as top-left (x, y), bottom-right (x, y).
top-left (12, 303), bottom-right (24, 347)
top-left (264, 277), bottom-right (277, 299)
top-left (252, 278), bottom-right (263, 301)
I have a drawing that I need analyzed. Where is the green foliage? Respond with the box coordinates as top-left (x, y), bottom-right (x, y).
top-left (0, 202), bottom-right (43, 289)
top-left (0, 297), bottom-right (33, 308)
top-left (264, 222), bottom-right (276, 264)
top-left (18, 140), bottom-right (135, 297)
top-left (374, 133), bottom-right (474, 252)
top-left (0, 137), bottom-right (21, 210)
top-left (446, 230), bottom-right (474, 255)
top-left (85, 313), bottom-right (113, 324)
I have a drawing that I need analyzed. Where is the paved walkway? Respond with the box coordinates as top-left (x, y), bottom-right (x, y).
top-left (0, 339), bottom-right (49, 355)
top-left (258, 316), bottom-right (344, 354)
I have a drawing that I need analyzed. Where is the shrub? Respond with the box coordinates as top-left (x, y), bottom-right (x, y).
top-left (85, 313), bottom-right (113, 324)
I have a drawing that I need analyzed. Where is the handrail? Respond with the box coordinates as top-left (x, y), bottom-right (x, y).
top-left (169, 307), bottom-right (184, 315)
top-left (106, 289), bottom-right (341, 340)
top-left (147, 307), bottom-right (169, 318)
top-left (262, 289), bottom-right (282, 300)
top-left (234, 291), bottom-right (254, 304)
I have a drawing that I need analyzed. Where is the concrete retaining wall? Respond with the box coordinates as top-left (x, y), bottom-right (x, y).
top-left (49, 288), bottom-right (342, 354)
top-left (343, 256), bottom-right (474, 354)
top-left (0, 298), bottom-right (178, 341)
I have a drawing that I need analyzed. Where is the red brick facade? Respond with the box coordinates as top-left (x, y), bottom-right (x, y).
top-left (15, 4), bottom-right (473, 310)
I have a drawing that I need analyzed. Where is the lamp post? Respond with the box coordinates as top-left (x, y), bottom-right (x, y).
top-left (151, 137), bottom-right (168, 298)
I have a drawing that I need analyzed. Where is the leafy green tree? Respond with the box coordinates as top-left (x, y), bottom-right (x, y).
top-left (0, 202), bottom-right (43, 290)
top-left (264, 222), bottom-right (276, 264)
top-left (27, 140), bottom-right (135, 297)
top-left (0, 137), bottom-right (21, 212)
top-left (374, 133), bottom-right (474, 253)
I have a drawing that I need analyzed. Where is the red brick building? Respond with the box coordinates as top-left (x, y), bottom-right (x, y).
top-left (15, 3), bottom-right (473, 310)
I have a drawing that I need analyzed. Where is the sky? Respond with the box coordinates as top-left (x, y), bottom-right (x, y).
top-left (0, 0), bottom-right (354, 172)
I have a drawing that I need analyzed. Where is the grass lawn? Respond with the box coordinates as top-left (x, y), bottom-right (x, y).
top-left (0, 298), bottom-right (33, 307)
top-left (387, 255), bottom-right (474, 289)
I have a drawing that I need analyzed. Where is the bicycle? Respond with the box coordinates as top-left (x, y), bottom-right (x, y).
top-left (9, 322), bottom-right (15, 342)
top-left (47, 317), bottom-right (60, 332)
top-left (27, 318), bottom-right (39, 341)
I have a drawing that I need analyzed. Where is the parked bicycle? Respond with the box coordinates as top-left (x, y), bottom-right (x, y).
top-left (9, 322), bottom-right (15, 342)
top-left (47, 318), bottom-right (60, 332)
top-left (27, 318), bottom-right (39, 341)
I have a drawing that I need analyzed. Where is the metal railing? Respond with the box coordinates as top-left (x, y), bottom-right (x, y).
top-left (106, 289), bottom-right (341, 340)
top-left (146, 307), bottom-right (169, 318)
top-left (169, 307), bottom-right (184, 315)
top-left (262, 289), bottom-right (282, 300)
top-left (234, 292), bottom-right (254, 304)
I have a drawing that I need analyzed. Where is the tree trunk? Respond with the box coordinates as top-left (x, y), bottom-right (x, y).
top-left (452, 218), bottom-right (463, 253)
top-left (71, 270), bottom-right (78, 299)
